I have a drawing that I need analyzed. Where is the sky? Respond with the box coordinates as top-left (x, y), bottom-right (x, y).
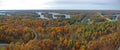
top-left (0, 0), bottom-right (120, 10)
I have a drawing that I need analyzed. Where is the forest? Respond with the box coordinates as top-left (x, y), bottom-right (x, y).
top-left (0, 10), bottom-right (120, 50)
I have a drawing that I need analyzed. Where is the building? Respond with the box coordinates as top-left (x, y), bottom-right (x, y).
top-left (36, 12), bottom-right (70, 19)
top-left (0, 11), bottom-right (11, 16)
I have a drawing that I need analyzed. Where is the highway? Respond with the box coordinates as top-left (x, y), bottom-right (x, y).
top-left (97, 12), bottom-right (120, 21)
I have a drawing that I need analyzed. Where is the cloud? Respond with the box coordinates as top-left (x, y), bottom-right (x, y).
top-left (45, 0), bottom-right (120, 10)
top-left (0, 0), bottom-right (54, 9)
top-left (48, 0), bottom-right (119, 5)
top-left (0, 0), bottom-right (119, 10)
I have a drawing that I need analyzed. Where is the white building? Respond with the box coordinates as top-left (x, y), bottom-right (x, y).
top-left (0, 11), bottom-right (11, 16)
top-left (36, 12), bottom-right (70, 19)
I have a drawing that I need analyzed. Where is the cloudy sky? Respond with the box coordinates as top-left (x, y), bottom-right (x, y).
top-left (0, 0), bottom-right (120, 10)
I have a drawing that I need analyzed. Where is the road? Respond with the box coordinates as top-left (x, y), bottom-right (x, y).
top-left (118, 47), bottom-right (120, 50)
top-left (79, 15), bottom-right (88, 22)
top-left (32, 30), bottom-right (38, 40)
top-left (0, 44), bottom-right (8, 46)
top-left (97, 12), bottom-right (120, 21)
top-left (97, 12), bottom-right (113, 21)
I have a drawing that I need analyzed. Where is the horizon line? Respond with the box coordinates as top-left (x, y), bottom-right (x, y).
top-left (0, 9), bottom-right (120, 11)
